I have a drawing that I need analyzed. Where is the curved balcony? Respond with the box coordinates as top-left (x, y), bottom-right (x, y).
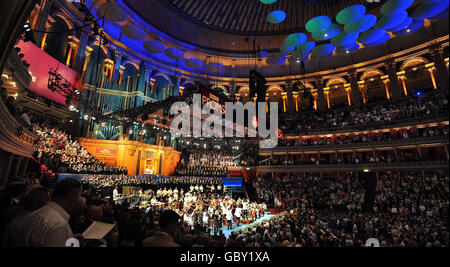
top-left (5, 48), bottom-right (32, 90)
top-left (261, 135), bottom-right (449, 155)
top-left (254, 161), bottom-right (449, 173)
top-left (0, 99), bottom-right (37, 157)
top-left (282, 113), bottom-right (449, 137)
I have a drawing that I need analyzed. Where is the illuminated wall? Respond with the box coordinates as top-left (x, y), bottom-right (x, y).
top-left (16, 40), bottom-right (79, 105)
top-left (78, 138), bottom-right (180, 175)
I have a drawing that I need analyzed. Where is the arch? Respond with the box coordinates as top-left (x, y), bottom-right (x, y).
top-left (44, 16), bottom-right (71, 63)
top-left (152, 72), bottom-right (172, 84)
top-left (88, 40), bottom-right (110, 59)
top-left (123, 60), bottom-right (139, 71)
top-left (401, 57), bottom-right (429, 71)
top-left (361, 69), bottom-right (384, 81)
top-left (326, 77), bottom-right (347, 87)
top-left (302, 82), bottom-right (314, 89)
top-left (51, 11), bottom-right (75, 30)
top-left (267, 85), bottom-right (284, 93)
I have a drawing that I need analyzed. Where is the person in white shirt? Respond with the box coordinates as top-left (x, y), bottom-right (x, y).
top-left (113, 186), bottom-right (120, 203)
top-left (11, 178), bottom-right (83, 247)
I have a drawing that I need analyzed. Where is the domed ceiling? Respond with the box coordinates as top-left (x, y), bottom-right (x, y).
top-left (167, 0), bottom-right (375, 35)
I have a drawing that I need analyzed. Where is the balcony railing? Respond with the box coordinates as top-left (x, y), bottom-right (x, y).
top-left (0, 98), bottom-right (37, 157)
top-left (6, 48), bottom-right (32, 90)
top-left (260, 135), bottom-right (449, 154)
top-left (282, 113), bottom-right (449, 136)
top-left (239, 161), bottom-right (449, 173)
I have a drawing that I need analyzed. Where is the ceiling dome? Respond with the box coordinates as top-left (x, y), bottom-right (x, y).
top-left (162, 0), bottom-right (376, 35)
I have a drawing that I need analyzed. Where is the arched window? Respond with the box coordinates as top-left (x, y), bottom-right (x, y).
top-left (153, 75), bottom-right (170, 101)
top-left (44, 17), bottom-right (70, 63)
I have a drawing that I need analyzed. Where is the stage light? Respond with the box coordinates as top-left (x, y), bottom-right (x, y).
top-left (416, 91), bottom-right (422, 96)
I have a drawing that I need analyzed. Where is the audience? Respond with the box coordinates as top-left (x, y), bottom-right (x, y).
top-left (280, 92), bottom-right (448, 133)
top-left (32, 123), bottom-right (127, 175)
top-left (176, 151), bottom-right (237, 176)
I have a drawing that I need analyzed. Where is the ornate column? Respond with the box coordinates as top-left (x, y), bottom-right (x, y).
top-left (81, 46), bottom-right (93, 82)
top-left (425, 63), bottom-right (438, 90)
top-left (344, 84), bottom-right (352, 106)
top-left (385, 59), bottom-right (403, 99)
top-left (348, 70), bottom-right (362, 106)
top-left (285, 80), bottom-right (295, 113)
top-left (281, 92), bottom-right (287, 112)
top-left (33, 0), bottom-right (52, 46)
top-left (429, 43), bottom-right (449, 91)
top-left (0, 0), bottom-right (39, 73)
top-left (358, 81), bottom-right (367, 103)
top-left (381, 75), bottom-right (391, 100)
top-left (323, 87), bottom-right (331, 109)
top-left (66, 36), bottom-right (79, 67)
top-left (397, 71), bottom-right (408, 96)
top-left (292, 91), bottom-right (299, 112)
top-left (40, 17), bottom-right (54, 50)
top-left (315, 78), bottom-right (327, 111)
top-left (74, 32), bottom-right (89, 72)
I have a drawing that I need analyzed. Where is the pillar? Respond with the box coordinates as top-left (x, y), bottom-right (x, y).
top-left (0, 0), bottom-right (39, 73)
top-left (429, 44), bottom-right (449, 91)
top-left (348, 70), bottom-right (362, 106)
top-left (292, 91), bottom-right (299, 111)
top-left (285, 80), bottom-right (295, 113)
top-left (425, 63), bottom-right (438, 90)
top-left (385, 59), bottom-right (403, 99)
top-left (358, 81), bottom-right (367, 103)
top-left (74, 32), bottom-right (89, 72)
top-left (397, 71), bottom-right (408, 96)
top-left (66, 36), bottom-right (79, 67)
top-left (281, 93), bottom-right (287, 112)
top-left (323, 87), bottom-right (331, 109)
top-left (381, 75), bottom-right (391, 100)
top-left (315, 79), bottom-right (327, 111)
top-left (345, 84), bottom-right (352, 106)
top-left (34, 0), bottom-right (52, 46)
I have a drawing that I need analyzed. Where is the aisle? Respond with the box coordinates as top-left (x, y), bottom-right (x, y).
top-left (221, 213), bottom-right (275, 239)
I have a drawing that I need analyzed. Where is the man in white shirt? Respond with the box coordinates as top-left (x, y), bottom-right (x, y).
top-left (11, 178), bottom-right (83, 247)
top-left (113, 186), bottom-right (120, 203)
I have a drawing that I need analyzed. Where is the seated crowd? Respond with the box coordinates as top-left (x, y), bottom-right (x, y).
top-left (244, 172), bottom-right (448, 247)
top-left (81, 175), bottom-right (224, 193)
top-left (278, 124), bottom-right (449, 147)
top-left (1, 171), bottom-right (447, 247)
top-left (260, 150), bottom-right (429, 166)
top-left (176, 151), bottom-right (237, 176)
top-left (32, 123), bottom-right (127, 175)
top-left (280, 92), bottom-right (448, 133)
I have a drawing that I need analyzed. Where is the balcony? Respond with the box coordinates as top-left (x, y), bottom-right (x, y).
top-left (0, 99), bottom-right (37, 157)
top-left (5, 48), bottom-right (32, 90)
top-left (283, 113), bottom-right (449, 137)
top-left (254, 161), bottom-right (449, 173)
top-left (260, 135), bottom-right (449, 155)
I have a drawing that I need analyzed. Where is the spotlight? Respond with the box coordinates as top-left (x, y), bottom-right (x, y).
top-left (416, 91), bottom-right (422, 96)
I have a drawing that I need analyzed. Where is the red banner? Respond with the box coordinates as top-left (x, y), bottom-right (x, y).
top-left (16, 40), bottom-right (79, 105)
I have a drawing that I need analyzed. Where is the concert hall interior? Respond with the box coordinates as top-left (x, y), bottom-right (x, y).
top-left (0, 0), bottom-right (448, 248)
